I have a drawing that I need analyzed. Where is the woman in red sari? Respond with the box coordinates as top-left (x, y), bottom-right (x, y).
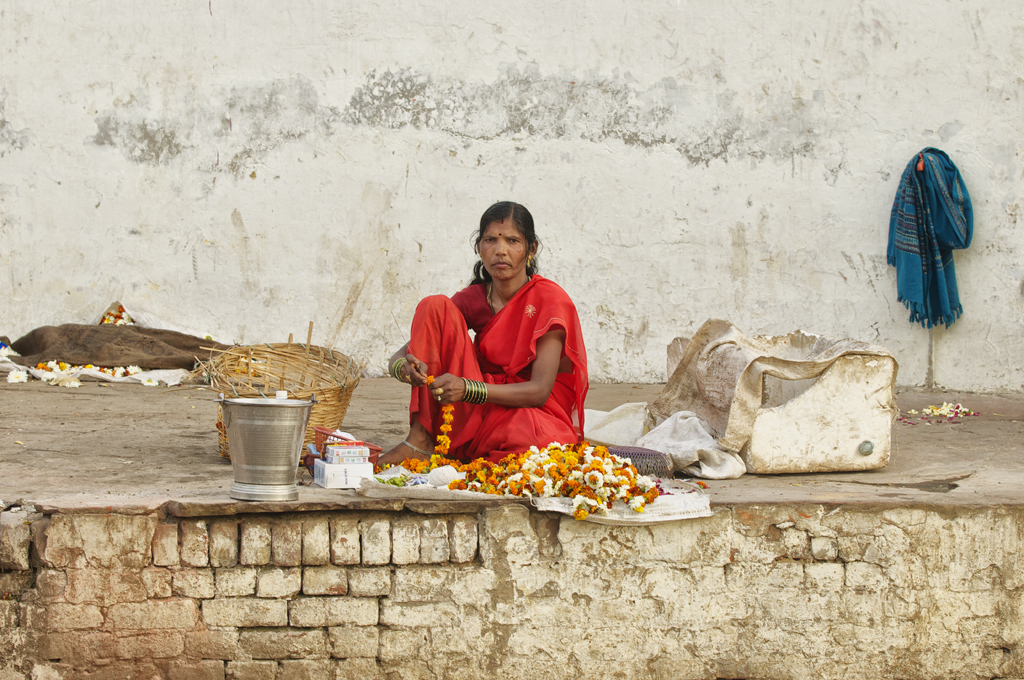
top-left (379, 202), bottom-right (588, 465)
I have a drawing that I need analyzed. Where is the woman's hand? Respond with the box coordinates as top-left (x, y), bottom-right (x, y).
top-left (395, 353), bottom-right (430, 386)
top-left (429, 373), bottom-right (466, 404)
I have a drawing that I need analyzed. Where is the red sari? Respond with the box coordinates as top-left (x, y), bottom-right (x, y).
top-left (407, 275), bottom-right (588, 462)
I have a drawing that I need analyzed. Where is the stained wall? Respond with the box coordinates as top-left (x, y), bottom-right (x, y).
top-left (1, 503), bottom-right (1022, 679)
top-left (1, 1), bottom-right (1022, 388)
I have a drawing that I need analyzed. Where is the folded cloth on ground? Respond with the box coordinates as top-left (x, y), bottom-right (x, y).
top-left (585, 404), bottom-right (745, 479)
top-left (9, 324), bottom-right (228, 370)
top-left (649, 318), bottom-right (896, 455)
top-left (583, 402), bottom-right (654, 447)
top-left (635, 411), bottom-right (746, 480)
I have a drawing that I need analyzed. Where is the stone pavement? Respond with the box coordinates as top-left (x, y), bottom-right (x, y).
top-left (1, 378), bottom-right (1022, 510)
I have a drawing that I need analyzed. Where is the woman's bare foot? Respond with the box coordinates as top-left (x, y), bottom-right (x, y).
top-left (378, 420), bottom-right (433, 466)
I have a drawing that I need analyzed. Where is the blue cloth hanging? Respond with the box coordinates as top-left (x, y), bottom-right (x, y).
top-left (887, 147), bottom-right (973, 328)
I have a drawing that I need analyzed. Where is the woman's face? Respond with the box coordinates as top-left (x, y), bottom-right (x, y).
top-left (478, 217), bottom-right (535, 284)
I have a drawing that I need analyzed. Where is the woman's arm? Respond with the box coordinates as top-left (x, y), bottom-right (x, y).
top-left (431, 329), bottom-right (566, 408)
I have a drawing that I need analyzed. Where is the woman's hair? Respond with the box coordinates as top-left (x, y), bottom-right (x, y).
top-left (470, 201), bottom-right (540, 284)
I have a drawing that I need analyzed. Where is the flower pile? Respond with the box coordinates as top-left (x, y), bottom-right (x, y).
top-left (920, 403), bottom-right (976, 418)
top-left (35, 361), bottom-right (143, 379)
top-left (388, 442), bottom-right (660, 520)
top-left (3, 362), bottom-right (148, 388)
top-left (101, 304), bottom-right (134, 326)
top-left (899, 402), bottom-right (978, 425)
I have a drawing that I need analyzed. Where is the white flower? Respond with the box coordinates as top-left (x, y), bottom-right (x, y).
top-left (584, 470), bottom-right (604, 489)
top-left (569, 470), bottom-right (584, 482)
top-left (636, 476), bottom-right (655, 492)
top-left (629, 496), bottom-right (646, 511)
top-left (113, 367), bottom-right (126, 377)
top-left (142, 378), bottom-right (159, 386)
top-left (46, 360), bottom-right (59, 372)
top-left (6, 370), bottom-right (28, 383)
top-left (572, 495), bottom-right (597, 511)
top-left (0, 346), bottom-right (20, 358)
top-left (62, 379), bottom-right (81, 388)
top-left (126, 365), bottom-right (142, 375)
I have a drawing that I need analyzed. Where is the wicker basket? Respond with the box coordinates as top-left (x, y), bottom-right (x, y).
top-left (204, 343), bottom-right (361, 459)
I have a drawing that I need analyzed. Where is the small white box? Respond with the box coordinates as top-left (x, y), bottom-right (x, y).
top-left (325, 445), bottom-right (371, 465)
top-left (313, 459), bottom-right (375, 489)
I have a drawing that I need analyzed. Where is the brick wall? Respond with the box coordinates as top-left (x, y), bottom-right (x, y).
top-left (1, 503), bottom-right (1022, 679)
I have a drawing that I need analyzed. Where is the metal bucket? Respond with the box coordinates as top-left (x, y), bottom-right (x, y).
top-left (218, 396), bottom-right (314, 501)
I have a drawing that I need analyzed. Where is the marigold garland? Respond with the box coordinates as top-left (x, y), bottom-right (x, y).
top-left (425, 375), bottom-right (455, 456)
top-left (380, 442), bottom-right (660, 520)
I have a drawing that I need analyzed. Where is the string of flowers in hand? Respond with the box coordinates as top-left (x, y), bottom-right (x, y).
top-left (426, 375), bottom-right (454, 456)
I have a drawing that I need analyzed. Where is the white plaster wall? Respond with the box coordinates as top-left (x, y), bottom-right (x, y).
top-left (1, 1), bottom-right (1022, 389)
